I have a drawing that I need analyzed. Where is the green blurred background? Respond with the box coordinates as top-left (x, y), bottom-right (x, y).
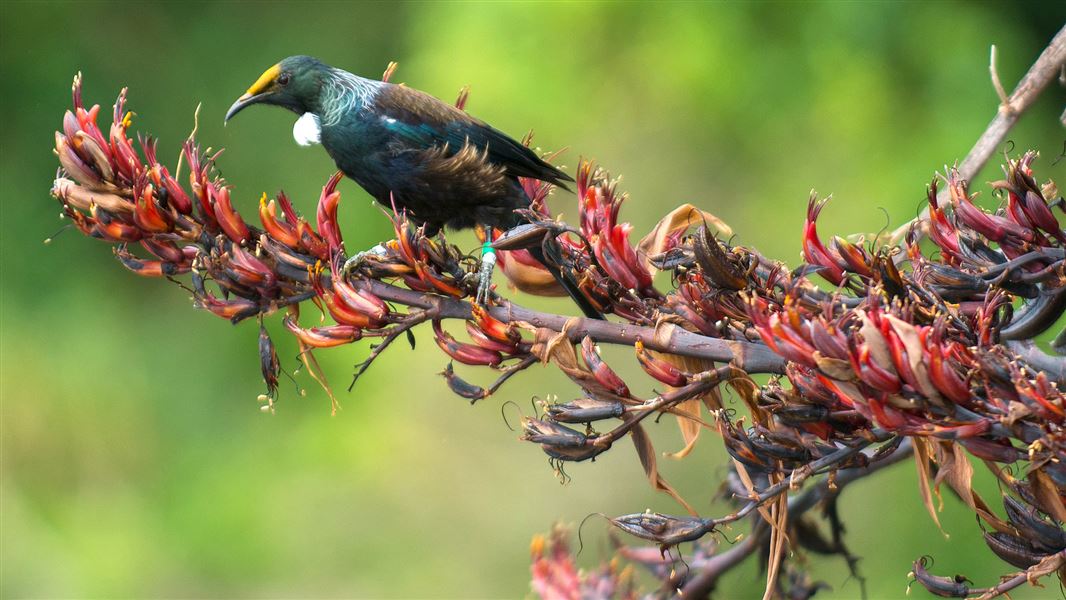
top-left (2, 1), bottom-right (1064, 598)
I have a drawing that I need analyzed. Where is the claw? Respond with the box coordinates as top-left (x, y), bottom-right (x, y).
top-left (341, 243), bottom-right (387, 277)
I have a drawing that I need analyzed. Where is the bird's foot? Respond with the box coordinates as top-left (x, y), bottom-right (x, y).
top-left (475, 243), bottom-right (497, 306)
top-left (342, 243), bottom-right (388, 277)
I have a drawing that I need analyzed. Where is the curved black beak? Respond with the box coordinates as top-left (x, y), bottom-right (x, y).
top-left (224, 92), bottom-right (270, 125)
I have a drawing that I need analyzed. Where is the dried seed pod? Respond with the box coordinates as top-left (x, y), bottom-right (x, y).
top-left (441, 362), bottom-right (487, 402)
top-left (491, 222), bottom-right (551, 251)
top-left (544, 398), bottom-right (625, 423)
top-left (982, 531), bottom-right (1046, 569)
top-left (1002, 495), bottom-right (1066, 552)
top-left (540, 441), bottom-right (611, 462)
top-left (693, 224), bottom-right (746, 290)
top-left (259, 323), bottom-right (280, 398)
top-left (909, 556), bottom-right (971, 598)
top-left (521, 417), bottom-right (587, 447)
top-left (608, 512), bottom-right (709, 546)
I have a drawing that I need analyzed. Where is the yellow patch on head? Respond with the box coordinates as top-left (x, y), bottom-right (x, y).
top-left (246, 64), bottom-right (281, 96)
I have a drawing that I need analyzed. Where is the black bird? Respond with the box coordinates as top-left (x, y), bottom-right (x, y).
top-left (225, 55), bottom-right (602, 319)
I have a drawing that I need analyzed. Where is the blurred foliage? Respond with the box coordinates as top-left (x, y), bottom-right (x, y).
top-left (2, 1), bottom-right (1064, 597)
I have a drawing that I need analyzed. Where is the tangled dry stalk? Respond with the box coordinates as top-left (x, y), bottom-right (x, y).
top-left (48, 26), bottom-right (1065, 600)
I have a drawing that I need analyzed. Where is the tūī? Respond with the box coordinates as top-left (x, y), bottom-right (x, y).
top-left (224, 55), bottom-right (603, 319)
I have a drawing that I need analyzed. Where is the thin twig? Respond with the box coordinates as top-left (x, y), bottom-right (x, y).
top-left (989, 45), bottom-right (1011, 108)
top-left (970, 550), bottom-right (1066, 600)
top-left (347, 307), bottom-right (436, 390)
top-left (887, 25), bottom-right (1066, 245)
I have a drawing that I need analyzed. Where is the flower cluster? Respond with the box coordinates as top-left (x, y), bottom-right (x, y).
top-left (49, 76), bottom-right (1065, 598)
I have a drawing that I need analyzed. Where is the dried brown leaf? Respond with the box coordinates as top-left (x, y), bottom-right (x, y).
top-left (731, 457), bottom-right (775, 526)
top-left (665, 399), bottom-right (702, 460)
top-left (1030, 469), bottom-right (1066, 522)
top-left (932, 441), bottom-right (1013, 533)
top-left (656, 352), bottom-right (716, 460)
top-left (813, 352), bottom-right (856, 381)
top-left (530, 326), bottom-right (629, 402)
top-left (763, 486), bottom-right (789, 600)
top-left (637, 204), bottom-right (732, 273)
top-left (914, 438), bottom-right (946, 536)
top-left (631, 422), bottom-right (697, 516)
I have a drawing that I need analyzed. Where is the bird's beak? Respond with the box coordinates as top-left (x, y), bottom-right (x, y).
top-left (224, 63), bottom-right (282, 125)
top-left (224, 92), bottom-right (270, 124)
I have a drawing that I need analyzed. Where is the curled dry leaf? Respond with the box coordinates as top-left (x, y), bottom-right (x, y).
top-left (637, 203), bottom-right (733, 273)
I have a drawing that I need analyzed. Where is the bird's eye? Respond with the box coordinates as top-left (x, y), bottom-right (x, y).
top-left (277, 72), bottom-right (291, 86)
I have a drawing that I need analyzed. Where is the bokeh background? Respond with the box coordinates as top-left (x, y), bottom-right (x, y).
top-left (3, 2), bottom-right (1065, 598)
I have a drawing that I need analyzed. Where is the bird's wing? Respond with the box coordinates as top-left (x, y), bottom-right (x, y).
top-left (372, 84), bottom-right (573, 187)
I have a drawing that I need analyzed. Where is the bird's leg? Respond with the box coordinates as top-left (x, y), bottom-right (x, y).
top-left (475, 238), bottom-right (497, 305)
top-left (342, 243), bottom-right (388, 277)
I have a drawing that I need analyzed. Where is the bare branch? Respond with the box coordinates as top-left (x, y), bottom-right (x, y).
top-left (356, 278), bottom-right (789, 374)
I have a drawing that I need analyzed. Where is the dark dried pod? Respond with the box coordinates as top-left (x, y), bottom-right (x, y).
top-left (873, 254), bottom-right (907, 298)
top-left (649, 246), bottom-right (694, 270)
top-left (258, 323), bottom-right (280, 397)
top-left (1002, 495), bottom-right (1066, 552)
top-left (982, 531), bottom-right (1046, 568)
top-left (521, 417), bottom-right (587, 447)
top-left (544, 397), bottom-right (625, 423)
top-left (748, 426), bottom-right (811, 464)
top-left (491, 222), bottom-right (551, 251)
top-left (909, 556), bottom-right (971, 598)
top-left (955, 232), bottom-right (1007, 267)
top-left (719, 418), bottom-right (774, 472)
top-left (768, 403), bottom-right (829, 424)
top-left (609, 512), bottom-right (710, 546)
top-left (693, 224), bottom-right (747, 290)
top-left (441, 362), bottom-right (487, 402)
top-left (539, 440), bottom-right (611, 462)
top-left (957, 437), bottom-right (1021, 463)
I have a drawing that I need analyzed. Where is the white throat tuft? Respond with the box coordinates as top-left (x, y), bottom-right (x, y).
top-left (293, 112), bottom-right (321, 146)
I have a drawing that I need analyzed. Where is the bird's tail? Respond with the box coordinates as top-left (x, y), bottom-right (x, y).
top-left (526, 240), bottom-right (605, 320)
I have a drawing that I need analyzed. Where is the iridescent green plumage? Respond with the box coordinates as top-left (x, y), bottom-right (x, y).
top-left (226, 56), bottom-right (601, 319)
